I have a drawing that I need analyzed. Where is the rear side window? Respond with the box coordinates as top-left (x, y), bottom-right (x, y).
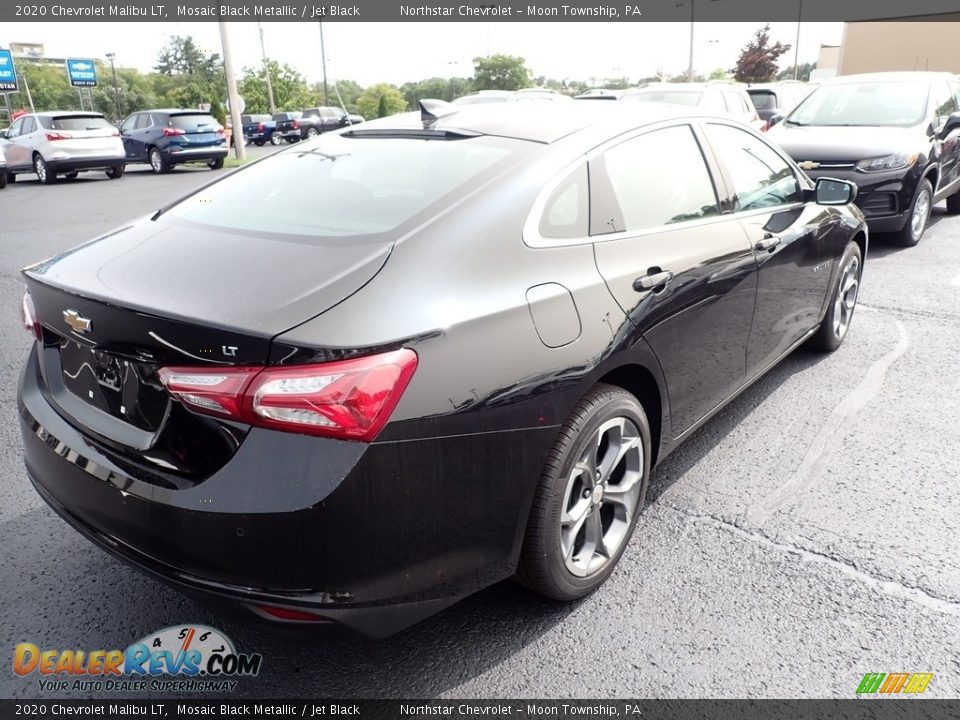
top-left (39, 115), bottom-right (110, 131)
top-left (591, 124), bottom-right (719, 235)
top-left (749, 91), bottom-right (777, 110)
top-left (540, 164), bottom-right (589, 239)
top-left (706, 123), bottom-right (801, 211)
top-left (167, 113), bottom-right (218, 131)
top-left (134, 113), bottom-right (152, 130)
top-left (166, 134), bottom-right (526, 238)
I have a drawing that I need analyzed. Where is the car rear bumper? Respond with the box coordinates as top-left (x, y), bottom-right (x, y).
top-left (47, 155), bottom-right (125, 173)
top-left (165, 146), bottom-right (228, 163)
top-left (18, 344), bottom-right (551, 637)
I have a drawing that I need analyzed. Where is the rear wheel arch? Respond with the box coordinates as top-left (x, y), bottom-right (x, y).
top-left (595, 364), bottom-right (664, 468)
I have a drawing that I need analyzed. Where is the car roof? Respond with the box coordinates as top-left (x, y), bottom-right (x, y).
top-left (30, 111), bottom-right (105, 117)
top-left (824, 72), bottom-right (954, 85)
top-left (350, 101), bottom-right (699, 144)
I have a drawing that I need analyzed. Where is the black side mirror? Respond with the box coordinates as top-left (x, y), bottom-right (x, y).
top-left (815, 177), bottom-right (857, 206)
top-left (941, 111), bottom-right (960, 139)
top-left (767, 113), bottom-right (785, 128)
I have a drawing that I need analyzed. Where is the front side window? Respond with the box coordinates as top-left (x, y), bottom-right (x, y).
top-left (706, 123), bottom-right (801, 212)
top-left (7, 118), bottom-right (23, 138)
top-left (591, 124), bottom-right (720, 234)
top-left (931, 81), bottom-right (957, 130)
top-left (21, 117), bottom-right (35, 134)
top-left (134, 113), bottom-right (152, 130)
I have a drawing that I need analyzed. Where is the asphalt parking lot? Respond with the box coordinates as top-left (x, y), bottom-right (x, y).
top-left (1, 147), bottom-right (958, 699)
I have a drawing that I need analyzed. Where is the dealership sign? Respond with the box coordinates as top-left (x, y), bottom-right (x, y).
top-left (0, 49), bottom-right (17, 92)
top-left (66, 58), bottom-right (97, 88)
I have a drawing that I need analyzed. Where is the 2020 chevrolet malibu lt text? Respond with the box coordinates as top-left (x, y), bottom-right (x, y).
top-left (18, 102), bottom-right (867, 637)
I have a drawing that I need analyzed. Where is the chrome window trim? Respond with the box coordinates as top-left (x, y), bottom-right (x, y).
top-left (523, 117), bottom-right (808, 249)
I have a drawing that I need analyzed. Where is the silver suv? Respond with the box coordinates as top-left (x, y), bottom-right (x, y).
top-left (2, 112), bottom-right (125, 184)
top-left (621, 81), bottom-right (763, 130)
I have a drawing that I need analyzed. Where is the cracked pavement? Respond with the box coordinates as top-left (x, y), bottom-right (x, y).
top-left (1, 150), bottom-right (958, 698)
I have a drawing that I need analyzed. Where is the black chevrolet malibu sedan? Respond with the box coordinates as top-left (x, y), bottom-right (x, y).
top-left (19, 102), bottom-right (867, 637)
top-left (768, 72), bottom-right (960, 246)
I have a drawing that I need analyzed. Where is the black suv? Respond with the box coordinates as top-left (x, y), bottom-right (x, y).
top-left (768, 72), bottom-right (960, 245)
top-left (119, 109), bottom-right (227, 174)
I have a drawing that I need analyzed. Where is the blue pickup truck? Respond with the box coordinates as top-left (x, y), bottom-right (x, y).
top-left (241, 114), bottom-right (279, 146)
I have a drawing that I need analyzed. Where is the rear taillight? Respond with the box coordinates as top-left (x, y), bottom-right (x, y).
top-left (162, 127), bottom-right (186, 137)
top-left (292, 120), bottom-right (299, 129)
top-left (158, 349), bottom-right (418, 441)
top-left (21, 292), bottom-right (41, 341)
top-left (257, 123), bottom-right (265, 132)
top-left (45, 131), bottom-right (72, 141)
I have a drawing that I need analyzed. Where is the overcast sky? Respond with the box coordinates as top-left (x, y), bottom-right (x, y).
top-left (7, 21), bottom-right (843, 86)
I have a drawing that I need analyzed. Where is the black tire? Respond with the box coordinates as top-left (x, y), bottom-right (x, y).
top-left (285, 137), bottom-right (299, 144)
top-left (809, 240), bottom-right (862, 352)
top-left (34, 155), bottom-right (57, 184)
top-left (946, 191), bottom-right (960, 215)
top-left (0, 172), bottom-right (6, 189)
top-left (106, 165), bottom-right (125, 179)
top-left (65, 171), bottom-right (79, 180)
top-left (269, 134), bottom-right (282, 146)
top-left (304, 127), bottom-right (319, 139)
top-left (5, 172), bottom-right (14, 184)
top-left (517, 383), bottom-right (651, 601)
top-left (148, 147), bottom-right (170, 174)
top-left (254, 139), bottom-right (265, 147)
top-left (208, 158), bottom-right (224, 170)
top-left (894, 178), bottom-right (933, 247)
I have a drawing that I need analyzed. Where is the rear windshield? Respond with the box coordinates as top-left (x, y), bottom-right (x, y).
top-left (166, 134), bottom-right (528, 238)
top-left (623, 91), bottom-right (702, 106)
top-left (168, 113), bottom-right (219, 131)
top-left (748, 91), bottom-right (777, 110)
top-left (787, 81), bottom-right (929, 127)
top-left (39, 115), bottom-right (111, 130)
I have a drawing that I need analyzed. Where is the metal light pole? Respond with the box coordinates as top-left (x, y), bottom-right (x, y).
top-left (258, 22), bottom-right (276, 114)
top-left (687, 0), bottom-right (695, 82)
top-left (318, 22), bottom-right (329, 105)
top-left (106, 53), bottom-right (122, 119)
top-left (793, 0), bottom-right (803, 80)
top-left (218, 20), bottom-right (246, 161)
top-left (11, 54), bottom-right (36, 113)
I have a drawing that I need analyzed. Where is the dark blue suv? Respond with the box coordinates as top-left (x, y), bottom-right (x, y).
top-left (119, 109), bottom-right (227, 173)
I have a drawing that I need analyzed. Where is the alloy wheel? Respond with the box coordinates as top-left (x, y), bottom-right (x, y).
top-left (560, 417), bottom-right (644, 578)
top-left (34, 157), bottom-right (47, 182)
top-left (832, 255), bottom-right (860, 340)
top-left (911, 186), bottom-right (931, 240)
top-left (150, 150), bottom-right (162, 173)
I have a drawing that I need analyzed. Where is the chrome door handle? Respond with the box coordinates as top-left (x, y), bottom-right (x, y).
top-left (633, 270), bottom-right (674, 292)
top-left (755, 234), bottom-right (781, 252)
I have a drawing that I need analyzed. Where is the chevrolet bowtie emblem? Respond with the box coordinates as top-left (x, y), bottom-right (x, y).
top-left (63, 309), bottom-right (92, 334)
top-left (798, 161), bottom-right (821, 171)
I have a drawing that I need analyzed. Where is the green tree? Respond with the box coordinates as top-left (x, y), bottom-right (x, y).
top-left (239, 60), bottom-right (314, 113)
top-left (734, 24), bottom-right (791, 83)
top-left (777, 62), bottom-right (815, 82)
top-left (15, 62), bottom-right (77, 113)
top-left (356, 83), bottom-right (406, 119)
top-left (330, 79), bottom-right (364, 114)
top-left (709, 67), bottom-right (730, 80)
top-left (210, 98), bottom-right (226, 127)
top-left (472, 55), bottom-right (531, 91)
top-left (377, 95), bottom-right (389, 118)
top-left (153, 35), bottom-right (224, 109)
top-left (400, 77), bottom-right (473, 107)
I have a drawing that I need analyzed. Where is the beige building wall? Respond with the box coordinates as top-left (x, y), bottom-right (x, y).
top-left (838, 19), bottom-right (960, 75)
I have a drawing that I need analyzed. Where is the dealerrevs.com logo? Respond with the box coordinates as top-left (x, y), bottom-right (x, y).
top-left (13, 625), bottom-right (262, 693)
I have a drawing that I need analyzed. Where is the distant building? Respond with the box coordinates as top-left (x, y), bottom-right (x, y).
top-left (810, 45), bottom-right (839, 81)
top-left (837, 18), bottom-right (960, 75)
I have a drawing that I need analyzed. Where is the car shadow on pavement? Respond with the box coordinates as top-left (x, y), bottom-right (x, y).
top-left (645, 346), bottom-right (828, 505)
top-left (0, 503), bottom-right (579, 699)
top-left (866, 206), bottom-right (948, 260)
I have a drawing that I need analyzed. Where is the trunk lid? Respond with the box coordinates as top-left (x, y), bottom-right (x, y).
top-left (23, 216), bottom-right (393, 472)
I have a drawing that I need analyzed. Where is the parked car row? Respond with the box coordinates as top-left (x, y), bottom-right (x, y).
top-left (1, 108), bottom-right (228, 184)
top-left (241, 107), bottom-right (364, 146)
